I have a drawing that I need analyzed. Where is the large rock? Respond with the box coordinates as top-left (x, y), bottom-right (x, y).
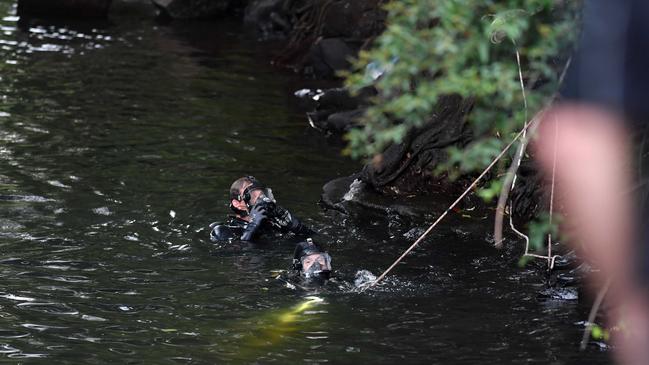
top-left (244, 0), bottom-right (292, 39)
top-left (308, 37), bottom-right (358, 78)
top-left (319, 0), bottom-right (384, 39)
top-left (17, 0), bottom-right (113, 17)
top-left (152, 0), bottom-right (235, 19)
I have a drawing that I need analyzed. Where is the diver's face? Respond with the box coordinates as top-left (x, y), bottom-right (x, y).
top-left (301, 253), bottom-right (332, 278)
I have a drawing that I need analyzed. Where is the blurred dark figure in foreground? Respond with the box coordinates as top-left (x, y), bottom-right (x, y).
top-left (534, 1), bottom-right (649, 363)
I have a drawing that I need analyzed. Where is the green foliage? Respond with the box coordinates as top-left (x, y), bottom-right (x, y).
top-left (344, 0), bottom-right (580, 174)
top-left (344, 0), bottom-right (580, 258)
top-left (527, 212), bottom-right (562, 251)
top-left (590, 324), bottom-right (610, 341)
top-left (476, 177), bottom-right (504, 202)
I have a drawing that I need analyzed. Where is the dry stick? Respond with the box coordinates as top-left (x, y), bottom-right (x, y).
top-left (516, 113), bottom-right (560, 266)
top-left (580, 277), bottom-right (612, 351)
top-left (361, 115), bottom-right (542, 291)
top-left (496, 57), bottom-right (572, 254)
top-left (544, 114), bottom-right (559, 268)
top-left (494, 46), bottom-right (528, 249)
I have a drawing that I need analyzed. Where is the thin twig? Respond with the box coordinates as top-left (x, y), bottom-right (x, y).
top-left (494, 46), bottom-right (528, 249)
top-left (580, 277), bottom-right (612, 351)
top-left (545, 114), bottom-right (559, 268)
top-left (520, 114), bottom-right (559, 266)
top-left (496, 56), bottom-right (572, 266)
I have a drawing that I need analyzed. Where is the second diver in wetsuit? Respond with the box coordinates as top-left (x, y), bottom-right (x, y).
top-left (209, 176), bottom-right (313, 242)
top-left (292, 238), bottom-right (332, 282)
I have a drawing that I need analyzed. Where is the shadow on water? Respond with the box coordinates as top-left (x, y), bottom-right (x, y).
top-left (0, 0), bottom-right (612, 364)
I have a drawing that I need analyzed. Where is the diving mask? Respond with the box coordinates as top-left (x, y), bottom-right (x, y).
top-left (293, 238), bottom-right (332, 280)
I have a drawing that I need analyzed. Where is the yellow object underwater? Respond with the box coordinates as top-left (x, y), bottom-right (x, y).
top-left (277, 296), bottom-right (323, 325)
top-left (245, 296), bottom-right (324, 348)
top-left (209, 296), bottom-right (327, 363)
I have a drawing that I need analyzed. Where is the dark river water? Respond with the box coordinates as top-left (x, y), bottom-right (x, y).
top-left (0, 1), bottom-right (612, 364)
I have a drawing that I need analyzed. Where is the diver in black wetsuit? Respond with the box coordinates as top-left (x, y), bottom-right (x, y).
top-left (209, 176), bottom-right (313, 242)
top-left (292, 238), bottom-right (332, 282)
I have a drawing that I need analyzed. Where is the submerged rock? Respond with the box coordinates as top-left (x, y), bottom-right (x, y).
top-left (152, 0), bottom-right (234, 19)
top-left (17, 0), bottom-right (113, 17)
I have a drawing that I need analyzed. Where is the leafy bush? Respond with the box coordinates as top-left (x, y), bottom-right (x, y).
top-left (343, 0), bottom-right (581, 251)
top-left (344, 0), bottom-right (580, 173)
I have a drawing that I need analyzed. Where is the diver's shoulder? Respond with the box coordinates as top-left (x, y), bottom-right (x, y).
top-left (209, 217), bottom-right (246, 242)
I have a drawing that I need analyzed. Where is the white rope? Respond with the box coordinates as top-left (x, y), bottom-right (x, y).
top-left (360, 115), bottom-right (542, 291)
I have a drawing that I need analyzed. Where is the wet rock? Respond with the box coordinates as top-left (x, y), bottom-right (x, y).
top-left (17, 0), bottom-right (113, 17)
top-left (319, 0), bottom-right (385, 39)
top-left (273, 0), bottom-right (386, 73)
top-left (321, 174), bottom-right (359, 214)
top-left (244, 0), bottom-right (292, 39)
top-left (308, 37), bottom-right (358, 78)
top-left (320, 174), bottom-right (442, 218)
top-left (300, 86), bottom-right (375, 133)
top-left (152, 0), bottom-right (234, 19)
top-left (308, 108), bottom-right (364, 132)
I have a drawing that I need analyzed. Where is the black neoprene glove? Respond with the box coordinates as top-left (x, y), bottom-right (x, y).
top-left (272, 206), bottom-right (314, 235)
top-left (241, 204), bottom-right (267, 241)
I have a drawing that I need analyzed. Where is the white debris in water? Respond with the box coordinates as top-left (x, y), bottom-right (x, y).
top-left (123, 234), bottom-right (139, 242)
top-left (293, 88), bottom-right (312, 98)
top-left (343, 179), bottom-right (364, 201)
top-left (118, 305), bottom-right (131, 312)
top-left (169, 210), bottom-right (176, 218)
top-left (0, 111), bottom-right (10, 117)
top-left (47, 180), bottom-right (71, 189)
top-left (1, 294), bottom-right (35, 302)
top-left (403, 227), bottom-right (425, 239)
top-left (354, 270), bottom-right (377, 288)
top-left (293, 88), bottom-right (325, 101)
top-left (92, 207), bottom-right (111, 216)
top-left (81, 314), bottom-right (107, 322)
top-left (304, 296), bottom-right (324, 303)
